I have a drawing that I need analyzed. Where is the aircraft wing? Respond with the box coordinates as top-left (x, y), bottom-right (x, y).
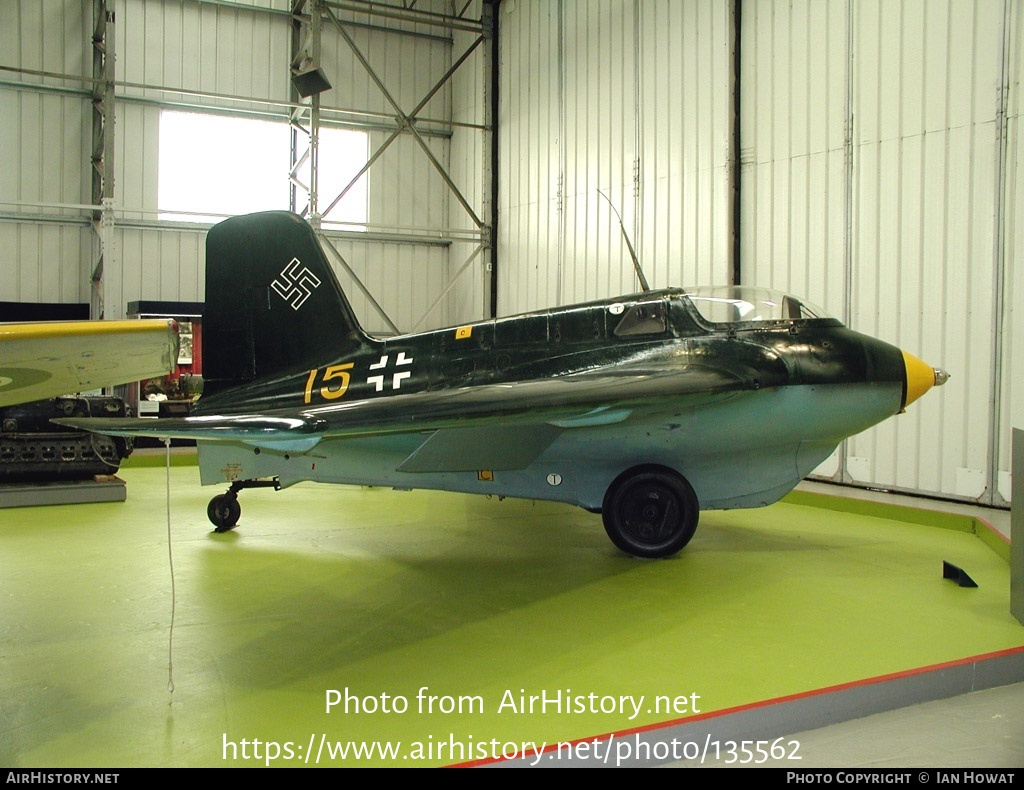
top-left (53, 360), bottom-right (745, 466)
top-left (0, 319), bottom-right (179, 408)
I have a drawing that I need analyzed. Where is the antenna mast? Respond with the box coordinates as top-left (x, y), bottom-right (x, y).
top-left (597, 189), bottom-right (650, 293)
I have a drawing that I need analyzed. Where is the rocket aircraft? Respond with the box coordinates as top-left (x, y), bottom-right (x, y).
top-left (58, 211), bottom-right (947, 558)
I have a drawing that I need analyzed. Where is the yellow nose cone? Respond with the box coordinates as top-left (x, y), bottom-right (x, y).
top-left (902, 350), bottom-right (937, 408)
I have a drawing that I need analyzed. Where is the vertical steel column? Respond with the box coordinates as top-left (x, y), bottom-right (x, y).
top-left (90, 0), bottom-right (117, 319)
top-left (986, 0), bottom-right (1013, 508)
top-left (835, 0), bottom-right (855, 485)
top-left (1012, 430), bottom-right (1024, 625)
top-left (729, 0), bottom-right (742, 286)
top-left (289, 0), bottom-right (323, 225)
top-left (555, 0), bottom-right (565, 307)
top-left (309, 0), bottom-right (323, 227)
top-left (289, 1), bottom-right (304, 214)
top-left (482, 0), bottom-right (496, 317)
top-left (632, 0), bottom-right (642, 274)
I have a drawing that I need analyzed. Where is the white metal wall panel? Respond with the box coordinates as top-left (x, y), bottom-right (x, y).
top-left (558, 0), bottom-right (639, 304)
top-left (363, 133), bottom-right (451, 233)
top-left (498, 0), bottom-right (733, 316)
top-left (997, 0), bottom-right (1024, 504)
top-left (740, 0), bottom-right (1011, 504)
top-left (114, 227), bottom-right (205, 305)
top-left (497, 0), bottom-right (563, 314)
top-left (115, 102), bottom-right (159, 222)
top-left (637, 0), bottom-right (732, 291)
top-left (0, 89), bottom-right (91, 214)
top-left (501, 0), bottom-right (1017, 506)
top-left (0, 223), bottom-right (91, 305)
top-left (847, 0), bottom-right (1002, 500)
top-left (0, 1), bottom-right (91, 213)
top-left (0, 2), bottom-right (91, 82)
top-left (0, 2), bottom-right (93, 307)
top-left (115, 0), bottom-right (290, 107)
top-left (319, 15), bottom-right (452, 123)
top-left (321, 235), bottom-right (451, 336)
top-left (739, 0), bottom-right (849, 316)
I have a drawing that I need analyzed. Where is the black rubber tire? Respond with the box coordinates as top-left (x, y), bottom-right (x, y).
top-left (601, 466), bottom-right (699, 558)
top-left (208, 494), bottom-right (241, 532)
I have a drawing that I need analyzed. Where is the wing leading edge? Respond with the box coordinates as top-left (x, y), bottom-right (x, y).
top-left (0, 319), bottom-right (179, 408)
top-left (54, 361), bottom-right (743, 470)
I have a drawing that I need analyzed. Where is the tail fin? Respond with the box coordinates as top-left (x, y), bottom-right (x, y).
top-left (202, 211), bottom-right (368, 395)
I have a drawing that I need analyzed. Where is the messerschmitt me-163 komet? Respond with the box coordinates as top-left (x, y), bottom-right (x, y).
top-left (59, 211), bottom-right (947, 558)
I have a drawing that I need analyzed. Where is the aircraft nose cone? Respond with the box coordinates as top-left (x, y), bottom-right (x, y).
top-left (901, 350), bottom-right (948, 408)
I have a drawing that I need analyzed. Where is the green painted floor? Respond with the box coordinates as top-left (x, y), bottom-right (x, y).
top-left (1, 464), bottom-right (1021, 767)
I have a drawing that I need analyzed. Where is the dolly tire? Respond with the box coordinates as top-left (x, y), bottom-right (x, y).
top-left (602, 466), bottom-right (699, 558)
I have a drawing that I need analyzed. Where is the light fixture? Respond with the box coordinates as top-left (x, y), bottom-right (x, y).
top-left (291, 67), bottom-right (332, 98)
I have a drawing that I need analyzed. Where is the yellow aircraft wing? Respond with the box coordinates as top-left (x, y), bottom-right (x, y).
top-left (0, 319), bottom-right (179, 407)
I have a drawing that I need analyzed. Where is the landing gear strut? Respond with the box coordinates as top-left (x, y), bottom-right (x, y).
top-left (206, 479), bottom-right (280, 532)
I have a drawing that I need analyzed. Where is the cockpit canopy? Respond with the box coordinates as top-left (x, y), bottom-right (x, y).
top-left (684, 286), bottom-right (834, 325)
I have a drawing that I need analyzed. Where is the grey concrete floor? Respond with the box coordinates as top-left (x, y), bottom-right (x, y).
top-left (665, 681), bottom-right (1024, 768)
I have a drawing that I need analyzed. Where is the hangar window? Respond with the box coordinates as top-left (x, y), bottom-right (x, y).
top-left (158, 110), bottom-right (368, 226)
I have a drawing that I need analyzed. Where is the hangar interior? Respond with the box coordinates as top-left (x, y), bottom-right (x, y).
top-left (1, 0), bottom-right (1023, 768)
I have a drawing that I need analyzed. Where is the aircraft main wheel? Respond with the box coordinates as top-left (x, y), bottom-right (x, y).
top-left (208, 494), bottom-right (241, 532)
top-left (602, 466), bottom-right (699, 558)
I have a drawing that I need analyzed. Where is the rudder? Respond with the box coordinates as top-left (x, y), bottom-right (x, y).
top-left (202, 211), bottom-right (367, 395)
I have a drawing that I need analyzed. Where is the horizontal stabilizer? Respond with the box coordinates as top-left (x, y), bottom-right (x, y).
top-left (53, 414), bottom-right (325, 452)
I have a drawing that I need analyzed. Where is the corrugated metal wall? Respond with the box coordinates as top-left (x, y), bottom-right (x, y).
top-left (498, 0), bottom-right (563, 312)
top-left (998, 0), bottom-right (1023, 504)
top-left (636, 0), bottom-right (733, 294)
top-left (0, 0), bottom-right (481, 334)
top-left (739, 0), bottom-right (849, 316)
top-left (497, 0), bottom-right (734, 314)
top-left (0, 2), bottom-right (93, 306)
top-left (740, 0), bottom-right (1018, 506)
top-left (848, 0), bottom-right (1001, 501)
top-left (499, 0), bottom-right (1021, 507)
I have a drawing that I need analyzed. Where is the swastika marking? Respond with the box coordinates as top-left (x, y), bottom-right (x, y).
top-left (271, 257), bottom-right (321, 310)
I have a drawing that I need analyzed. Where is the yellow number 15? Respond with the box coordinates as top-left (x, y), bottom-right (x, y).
top-left (303, 363), bottom-right (354, 404)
